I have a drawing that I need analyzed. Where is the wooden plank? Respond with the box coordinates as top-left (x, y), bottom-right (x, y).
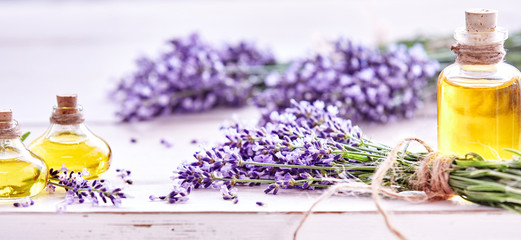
top-left (1, 211), bottom-right (520, 240)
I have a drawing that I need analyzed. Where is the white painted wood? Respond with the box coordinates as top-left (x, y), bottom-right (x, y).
top-left (2, 211), bottom-right (521, 240)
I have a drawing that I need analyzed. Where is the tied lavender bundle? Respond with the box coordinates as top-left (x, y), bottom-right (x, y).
top-left (255, 39), bottom-right (439, 123)
top-left (156, 100), bottom-right (521, 216)
top-left (111, 33), bottom-right (275, 121)
top-left (154, 99), bottom-right (422, 204)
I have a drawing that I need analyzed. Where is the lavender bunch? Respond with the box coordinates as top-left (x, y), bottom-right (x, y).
top-left (111, 33), bottom-right (275, 121)
top-left (255, 39), bottom-right (439, 123)
top-left (154, 100), bottom-right (422, 203)
top-left (47, 167), bottom-right (129, 212)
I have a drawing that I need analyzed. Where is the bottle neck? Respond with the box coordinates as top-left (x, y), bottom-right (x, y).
top-left (452, 41), bottom-right (505, 66)
top-left (460, 63), bottom-right (500, 72)
top-left (0, 138), bottom-right (25, 155)
top-left (0, 120), bottom-right (21, 141)
top-left (48, 122), bottom-right (88, 134)
top-left (50, 105), bottom-right (85, 125)
top-left (44, 123), bottom-right (90, 144)
top-left (452, 27), bottom-right (507, 66)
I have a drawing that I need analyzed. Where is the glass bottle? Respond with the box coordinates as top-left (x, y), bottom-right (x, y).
top-left (28, 94), bottom-right (111, 179)
top-left (0, 109), bottom-right (48, 199)
top-left (438, 9), bottom-right (521, 160)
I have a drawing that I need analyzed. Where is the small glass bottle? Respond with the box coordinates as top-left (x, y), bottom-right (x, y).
top-left (0, 109), bottom-right (48, 199)
top-left (438, 9), bottom-right (521, 160)
top-left (28, 94), bottom-right (111, 179)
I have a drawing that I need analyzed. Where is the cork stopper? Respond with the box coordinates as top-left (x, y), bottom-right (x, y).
top-left (56, 94), bottom-right (79, 114)
top-left (0, 109), bottom-right (12, 122)
top-left (0, 109), bottom-right (13, 129)
top-left (0, 109), bottom-right (20, 138)
top-left (465, 9), bottom-right (497, 33)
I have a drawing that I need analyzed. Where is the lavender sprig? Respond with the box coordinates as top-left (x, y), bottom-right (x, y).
top-left (111, 33), bottom-right (275, 121)
top-left (48, 167), bottom-right (129, 212)
top-left (155, 100), bottom-right (422, 204)
top-left (254, 39), bottom-right (439, 123)
top-left (116, 168), bottom-right (133, 185)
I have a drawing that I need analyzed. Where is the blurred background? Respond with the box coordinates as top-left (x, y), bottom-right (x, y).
top-left (1, 0), bottom-right (520, 123)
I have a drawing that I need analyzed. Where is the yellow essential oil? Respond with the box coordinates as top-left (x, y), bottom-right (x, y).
top-left (0, 109), bottom-right (48, 199)
top-left (28, 130), bottom-right (111, 179)
top-left (28, 94), bottom-right (111, 179)
top-left (438, 65), bottom-right (521, 160)
top-left (0, 157), bottom-right (48, 199)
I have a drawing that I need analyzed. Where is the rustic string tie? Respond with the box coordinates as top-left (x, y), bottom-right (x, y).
top-left (50, 107), bottom-right (85, 125)
top-left (0, 121), bottom-right (21, 139)
top-left (451, 42), bottom-right (505, 65)
top-left (293, 138), bottom-right (455, 240)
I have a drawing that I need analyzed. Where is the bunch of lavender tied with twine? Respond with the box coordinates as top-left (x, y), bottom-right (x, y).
top-left (255, 39), bottom-right (440, 123)
top-left (154, 100), bottom-right (422, 204)
top-left (157, 99), bottom-right (521, 238)
top-left (110, 33), bottom-right (275, 121)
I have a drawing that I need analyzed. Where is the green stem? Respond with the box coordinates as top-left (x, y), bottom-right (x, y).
top-left (213, 177), bottom-right (330, 188)
top-left (241, 161), bottom-right (376, 171)
top-left (48, 179), bottom-right (106, 194)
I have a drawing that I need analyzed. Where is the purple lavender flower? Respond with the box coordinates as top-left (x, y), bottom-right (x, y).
top-left (254, 40), bottom-right (439, 123)
top-left (47, 168), bottom-right (129, 212)
top-left (161, 100), bottom-right (383, 204)
top-left (45, 184), bottom-right (56, 193)
top-left (13, 197), bottom-right (34, 208)
top-left (116, 169), bottom-right (133, 185)
top-left (111, 33), bottom-right (275, 121)
top-left (220, 185), bottom-right (239, 204)
top-left (160, 139), bottom-right (173, 148)
top-left (153, 186), bottom-right (189, 204)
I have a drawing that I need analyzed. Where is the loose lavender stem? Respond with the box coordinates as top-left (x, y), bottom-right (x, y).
top-left (241, 161), bottom-right (377, 171)
top-left (213, 178), bottom-right (330, 188)
top-left (48, 180), bottom-right (106, 194)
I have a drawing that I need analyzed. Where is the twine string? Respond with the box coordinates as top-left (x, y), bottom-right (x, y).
top-left (0, 122), bottom-right (21, 139)
top-left (50, 111), bottom-right (85, 125)
top-left (293, 138), bottom-right (455, 240)
top-left (451, 42), bottom-right (505, 65)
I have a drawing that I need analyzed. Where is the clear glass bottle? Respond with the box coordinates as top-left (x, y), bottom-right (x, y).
top-left (438, 9), bottom-right (521, 160)
top-left (28, 95), bottom-right (111, 179)
top-left (0, 110), bottom-right (48, 199)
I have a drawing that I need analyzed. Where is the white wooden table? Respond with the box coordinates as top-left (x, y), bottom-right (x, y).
top-left (2, 1), bottom-right (521, 239)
